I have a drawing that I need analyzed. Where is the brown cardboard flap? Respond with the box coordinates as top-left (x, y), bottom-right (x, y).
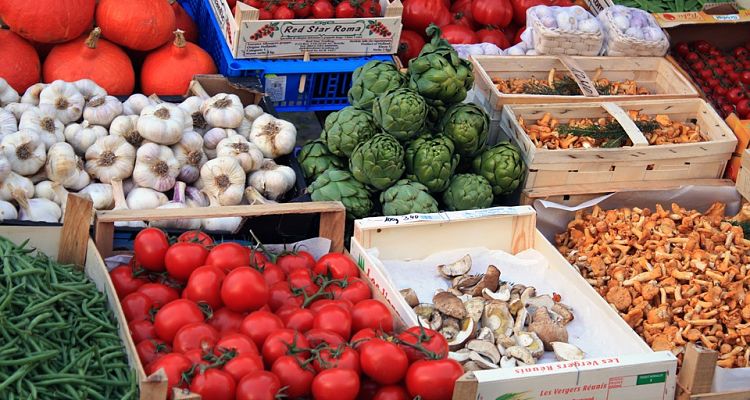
top-left (185, 74), bottom-right (264, 105)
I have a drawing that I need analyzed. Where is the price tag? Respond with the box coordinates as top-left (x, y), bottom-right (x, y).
top-left (558, 56), bottom-right (599, 98)
top-left (583, 0), bottom-right (614, 15)
top-left (600, 103), bottom-right (649, 147)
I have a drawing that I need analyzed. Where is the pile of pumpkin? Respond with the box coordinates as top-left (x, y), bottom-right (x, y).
top-left (0, 0), bottom-right (215, 96)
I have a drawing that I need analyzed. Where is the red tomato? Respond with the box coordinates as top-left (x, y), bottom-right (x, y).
top-left (477, 27), bottom-right (510, 49)
top-left (172, 323), bottom-right (220, 353)
top-left (154, 299), bottom-right (205, 342)
top-left (403, 0), bottom-right (451, 34)
top-left (335, 1), bottom-right (357, 18)
top-left (674, 42), bottom-right (690, 56)
top-left (311, 0), bottom-right (335, 18)
top-left (273, 5), bottom-right (295, 19)
top-left (288, 268), bottom-right (319, 296)
top-left (208, 307), bottom-right (244, 334)
top-left (359, 379), bottom-right (380, 400)
top-left (249, 248), bottom-right (269, 267)
top-left (134, 228), bottom-right (169, 272)
top-left (223, 354), bottom-right (264, 382)
top-left (137, 283), bottom-right (180, 308)
top-left (350, 328), bottom-right (376, 348)
top-left (737, 99), bottom-right (750, 118)
top-left (313, 253), bottom-right (359, 279)
top-left (240, 310), bottom-right (284, 348)
top-left (236, 371), bottom-right (283, 400)
top-left (313, 304), bottom-right (352, 340)
top-left (268, 281), bottom-right (303, 311)
top-left (741, 71), bottom-right (750, 85)
top-left (129, 319), bottom-right (157, 343)
top-left (271, 356), bottom-right (315, 398)
top-left (215, 333), bottom-right (259, 357)
top-left (178, 230), bottom-right (214, 246)
top-left (121, 292), bottom-right (154, 322)
top-left (359, 339), bottom-right (408, 385)
top-left (289, 0), bottom-right (311, 17)
top-left (110, 265), bottom-right (148, 298)
top-left (183, 349), bottom-right (210, 367)
top-left (221, 267), bottom-right (269, 313)
top-left (374, 386), bottom-right (411, 400)
top-left (397, 30), bottom-right (425, 65)
top-left (184, 265), bottom-right (225, 310)
top-left (308, 299), bottom-right (353, 313)
top-left (136, 339), bottom-right (170, 366)
top-left (336, 278), bottom-right (371, 304)
top-left (728, 87), bottom-right (746, 104)
top-left (397, 327), bottom-right (449, 361)
top-left (405, 359), bottom-right (464, 400)
top-left (451, 11), bottom-right (475, 30)
top-left (147, 353), bottom-right (192, 392)
top-left (314, 346), bottom-right (360, 373)
top-left (305, 329), bottom-right (345, 348)
top-left (280, 307), bottom-right (315, 333)
top-left (312, 368), bottom-right (360, 400)
top-left (259, 262), bottom-right (286, 286)
top-left (164, 242), bottom-right (209, 282)
top-left (276, 251), bottom-right (316, 273)
top-left (472, 0), bottom-right (513, 27)
top-left (262, 329), bottom-right (310, 366)
top-left (189, 368), bottom-right (236, 400)
top-left (351, 299), bottom-right (393, 333)
top-left (358, 0), bottom-right (382, 17)
top-left (693, 40), bottom-right (712, 53)
top-left (206, 243), bottom-right (249, 271)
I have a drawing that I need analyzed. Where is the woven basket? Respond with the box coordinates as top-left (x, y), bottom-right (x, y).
top-left (600, 8), bottom-right (669, 57)
top-left (530, 18), bottom-right (604, 56)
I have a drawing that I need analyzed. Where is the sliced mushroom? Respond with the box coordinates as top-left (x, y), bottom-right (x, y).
top-left (449, 349), bottom-right (472, 363)
top-left (469, 351), bottom-right (499, 369)
top-left (551, 342), bottom-right (584, 361)
top-left (400, 288), bottom-right (419, 308)
top-left (496, 334), bottom-right (516, 348)
top-left (513, 308), bottom-right (529, 335)
top-left (525, 332), bottom-right (545, 358)
top-left (529, 307), bottom-right (568, 350)
top-left (508, 298), bottom-right (524, 316)
top-left (482, 300), bottom-right (514, 338)
top-left (525, 295), bottom-right (555, 314)
top-left (515, 332), bottom-right (534, 347)
top-left (463, 361), bottom-right (483, 372)
top-left (476, 326), bottom-right (495, 343)
top-left (482, 285), bottom-right (511, 302)
top-left (447, 317), bottom-right (476, 351)
top-left (469, 265), bottom-right (500, 296)
top-left (437, 254), bottom-right (472, 278)
top-left (467, 340), bottom-right (501, 364)
top-left (520, 287), bottom-right (537, 304)
top-left (464, 297), bottom-right (485, 325)
top-left (500, 356), bottom-right (517, 368)
top-left (434, 292), bottom-right (467, 320)
top-left (506, 345), bottom-right (535, 365)
top-left (440, 317), bottom-right (460, 341)
top-left (551, 303), bottom-right (574, 325)
top-left (414, 304), bottom-right (443, 331)
top-left (452, 274), bottom-right (482, 291)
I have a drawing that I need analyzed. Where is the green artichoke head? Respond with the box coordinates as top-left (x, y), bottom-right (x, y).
top-left (349, 133), bottom-right (405, 190)
top-left (442, 173), bottom-right (493, 211)
top-left (404, 135), bottom-right (459, 193)
top-left (372, 88), bottom-right (427, 141)
top-left (309, 169), bottom-right (373, 219)
top-left (379, 179), bottom-right (439, 216)
top-left (348, 61), bottom-right (407, 111)
top-left (472, 142), bottom-right (525, 196)
top-left (297, 140), bottom-right (344, 182)
top-left (440, 103), bottom-right (490, 158)
top-left (322, 107), bottom-right (378, 157)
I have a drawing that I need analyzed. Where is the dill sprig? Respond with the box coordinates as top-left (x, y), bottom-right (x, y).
top-left (557, 120), bottom-right (660, 148)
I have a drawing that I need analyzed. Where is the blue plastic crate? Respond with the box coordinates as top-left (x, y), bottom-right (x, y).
top-left (180, 0), bottom-right (394, 112)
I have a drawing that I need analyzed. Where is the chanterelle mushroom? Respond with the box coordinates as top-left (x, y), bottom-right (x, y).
top-left (438, 254), bottom-right (472, 278)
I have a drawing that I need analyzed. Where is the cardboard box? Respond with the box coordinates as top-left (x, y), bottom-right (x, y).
top-left (738, 149), bottom-right (750, 199)
top-left (585, 0), bottom-right (750, 28)
top-left (349, 207), bottom-right (678, 400)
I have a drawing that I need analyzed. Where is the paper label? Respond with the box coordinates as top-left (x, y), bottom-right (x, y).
top-left (208, 0), bottom-right (239, 53)
top-left (558, 56), bottom-right (600, 97)
top-left (584, 0), bottom-right (614, 15)
top-left (600, 103), bottom-right (649, 146)
top-left (264, 75), bottom-right (287, 102)
top-left (356, 206), bottom-right (536, 228)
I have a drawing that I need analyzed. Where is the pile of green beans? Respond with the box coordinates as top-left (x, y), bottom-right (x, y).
top-left (0, 236), bottom-right (137, 399)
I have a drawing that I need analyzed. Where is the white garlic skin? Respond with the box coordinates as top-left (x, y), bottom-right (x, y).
top-left (0, 172), bottom-right (34, 201)
top-left (21, 83), bottom-right (47, 105)
top-left (0, 200), bottom-right (18, 221)
top-left (39, 80), bottom-right (84, 124)
top-left (122, 94), bottom-right (152, 116)
top-left (85, 135), bottom-right (136, 183)
top-left (200, 156), bottom-right (246, 206)
top-left (78, 183), bottom-right (114, 210)
top-left (216, 135), bottom-right (264, 173)
top-left (126, 187), bottom-right (169, 210)
top-left (248, 114), bottom-right (297, 158)
top-left (64, 121), bottom-right (108, 156)
top-left (201, 94), bottom-right (244, 129)
top-left (18, 107), bottom-right (65, 148)
top-left (137, 104), bottom-right (185, 145)
top-left (73, 79), bottom-right (106, 101)
top-left (247, 159), bottom-right (296, 201)
top-left (172, 131), bottom-right (207, 184)
top-left (83, 95), bottom-right (123, 127)
top-left (0, 78), bottom-right (20, 107)
top-left (132, 143), bottom-right (180, 192)
top-left (1, 129), bottom-right (46, 176)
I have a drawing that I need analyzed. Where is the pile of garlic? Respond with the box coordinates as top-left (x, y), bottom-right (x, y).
top-left (0, 78), bottom-right (298, 230)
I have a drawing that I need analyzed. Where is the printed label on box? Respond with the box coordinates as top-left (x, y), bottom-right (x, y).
top-left (264, 75), bottom-right (287, 103)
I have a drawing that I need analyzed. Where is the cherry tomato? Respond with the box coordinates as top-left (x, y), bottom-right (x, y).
top-left (314, 346), bottom-right (360, 373)
top-left (699, 69), bottom-right (713, 80)
top-left (304, 329), bottom-right (345, 348)
top-left (221, 267), bottom-right (269, 313)
top-left (121, 292), bottom-right (154, 322)
top-left (313, 304), bottom-right (352, 340)
top-left (183, 349), bottom-right (210, 367)
top-left (351, 299), bottom-right (393, 333)
top-left (405, 359), bottom-right (464, 400)
top-left (240, 310), bottom-right (284, 348)
top-left (737, 98), bottom-right (750, 118)
top-left (249, 248), bottom-right (269, 267)
top-left (311, 0), bottom-right (335, 18)
top-left (137, 283), bottom-right (180, 308)
top-left (262, 329), bottom-right (310, 366)
top-left (223, 354), bottom-right (264, 382)
top-left (674, 42), bottom-right (690, 56)
top-left (134, 228), bottom-right (169, 272)
top-left (273, 5), bottom-right (295, 19)
top-left (397, 326), bottom-right (449, 361)
top-left (728, 87), bottom-right (746, 104)
top-left (147, 353), bottom-right (192, 392)
top-left (259, 262), bottom-right (286, 286)
top-left (110, 265), bottom-right (148, 298)
top-left (129, 319), bottom-right (157, 343)
top-left (374, 385), bottom-right (411, 400)
top-left (721, 104), bottom-right (736, 117)
top-left (178, 230), bottom-right (214, 246)
top-left (335, 278), bottom-right (371, 304)
top-left (268, 281), bottom-right (303, 311)
top-left (289, 0), bottom-right (311, 17)
top-left (312, 368), bottom-right (360, 400)
top-left (359, 339), bottom-right (408, 385)
top-left (136, 339), bottom-right (170, 366)
top-left (685, 52), bottom-right (700, 63)
top-left (164, 242), bottom-right (209, 282)
top-left (313, 253), bottom-right (359, 279)
top-left (277, 250), bottom-right (316, 274)
top-left (206, 243), bottom-right (249, 271)
top-left (189, 368), bottom-right (236, 400)
top-left (271, 355), bottom-right (315, 398)
top-left (350, 328), bottom-right (376, 348)
top-left (741, 71), bottom-right (750, 85)
top-left (184, 265), bottom-right (225, 310)
top-left (154, 299), bottom-right (205, 342)
top-left (172, 323), bottom-right (220, 353)
top-left (335, 1), bottom-right (356, 18)
top-left (236, 371), bottom-right (282, 400)
top-left (280, 306), bottom-right (315, 333)
top-left (693, 40), bottom-right (712, 53)
top-left (215, 333), bottom-right (259, 357)
top-left (208, 307), bottom-right (244, 334)
top-left (357, 0), bottom-right (382, 17)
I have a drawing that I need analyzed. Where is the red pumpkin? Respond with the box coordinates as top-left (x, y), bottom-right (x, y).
top-left (141, 30), bottom-right (217, 95)
top-left (96, 0), bottom-right (176, 51)
top-left (43, 28), bottom-right (135, 95)
top-left (170, 0), bottom-right (199, 43)
top-left (0, 0), bottom-right (95, 43)
top-left (0, 30), bottom-right (41, 93)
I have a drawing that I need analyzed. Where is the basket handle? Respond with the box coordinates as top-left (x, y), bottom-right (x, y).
top-left (557, 55), bottom-right (599, 98)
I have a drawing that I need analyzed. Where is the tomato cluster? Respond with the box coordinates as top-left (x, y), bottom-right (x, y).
top-left (673, 40), bottom-right (750, 119)
top-left (235, 0), bottom-right (382, 20)
top-left (112, 228), bottom-right (462, 400)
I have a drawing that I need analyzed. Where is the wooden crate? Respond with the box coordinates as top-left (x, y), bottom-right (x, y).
top-left (737, 149), bottom-right (750, 201)
top-left (676, 344), bottom-right (750, 400)
top-left (472, 56), bottom-right (700, 113)
top-left (500, 99), bottom-right (737, 190)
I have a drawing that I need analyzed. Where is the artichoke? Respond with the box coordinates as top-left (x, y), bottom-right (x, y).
top-left (309, 169), bottom-right (373, 219)
top-left (349, 133), bottom-right (405, 190)
top-left (408, 25), bottom-right (474, 109)
top-left (372, 88), bottom-right (428, 141)
top-left (442, 174), bottom-right (493, 211)
top-left (322, 107), bottom-right (378, 157)
top-left (348, 61), bottom-right (407, 111)
top-left (440, 103), bottom-right (489, 158)
top-left (404, 135), bottom-right (459, 193)
top-left (473, 142), bottom-right (525, 196)
top-left (297, 140), bottom-right (344, 182)
top-left (380, 180), bottom-right (439, 216)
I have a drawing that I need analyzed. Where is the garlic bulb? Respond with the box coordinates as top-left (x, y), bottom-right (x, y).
top-left (73, 79), bottom-right (107, 101)
top-left (14, 189), bottom-right (61, 223)
top-left (62, 160), bottom-right (91, 191)
top-left (35, 181), bottom-right (58, 204)
top-left (123, 94), bottom-right (152, 116)
top-left (186, 186), bottom-right (209, 207)
top-left (21, 83), bottom-right (47, 105)
top-left (5, 103), bottom-right (33, 120)
top-left (201, 94), bottom-right (244, 128)
top-left (0, 172), bottom-right (33, 201)
top-left (203, 128), bottom-right (235, 159)
top-left (1, 130), bottom-right (46, 176)
top-left (0, 108), bottom-right (17, 138)
top-left (64, 121), bottom-right (108, 155)
top-left (27, 168), bottom-right (48, 184)
top-left (122, 178), bottom-right (135, 195)
top-left (85, 135), bottom-right (136, 183)
top-left (245, 186), bottom-right (276, 205)
top-left (39, 81), bottom-right (85, 124)
top-left (83, 96), bottom-right (123, 127)
top-left (200, 157), bottom-right (245, 206)
top-left (51, 182), bottom-right (69, 212)
top-left (45, 142), bottom-right (78, 184)
top-left (18, 107), bottom-right (65, 148)
top-left (172, 131), bottom-right (207, 183)
top-left (244, 105), bottom-right (265, 123)
top-left (127, 187), bottom-right (169, 210)
top-left (201, 192), bottom-right (242, 232)
top-left (216, 135), bottom-right (263, 173)
top-left (0, 155), bottom-right (10, 182)
top-left (138, 104), bottom-right (185, 145)
top-left (0, 78), bottom-right (19, 106)
top-left (109, 115), bottom-right (145, 148)
top-left (236, 118), bottom-right (252, 140)
top-left (247, 159), bottom-right (296, 200)
top-left (179, 96), bottom-right (208, 134)
top-left (78, 183), bottom-right (114, 210)
top-left (111, 179), bottom-right (146, 228)
top-left (0, 200), bottom-right (18, 221)
top-left (133, 143), bottom-right (180, 191)
top-left (249, 114), bottom-right (296, 158)
top-left (150, 181), bottom-right (201, 230)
